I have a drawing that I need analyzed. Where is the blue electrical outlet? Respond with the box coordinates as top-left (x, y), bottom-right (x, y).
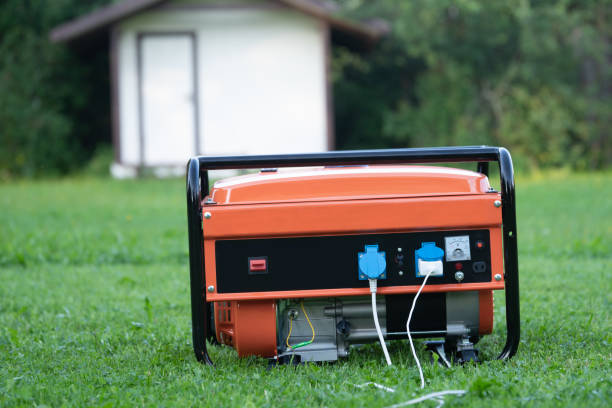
top-left (415, 242), bottom-right (444, 277)
top-left (358, 244), bottom-right (387, 280)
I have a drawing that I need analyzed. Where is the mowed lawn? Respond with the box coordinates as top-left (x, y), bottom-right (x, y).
top-left (1, 171), bottom-right (610, 407)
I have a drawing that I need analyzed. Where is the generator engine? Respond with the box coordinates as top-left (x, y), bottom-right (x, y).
top-left (186, 147), bottom-right (520, 365)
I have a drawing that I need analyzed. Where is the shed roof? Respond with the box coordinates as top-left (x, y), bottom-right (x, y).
top-left (50, 0), bottom-right (386, 50)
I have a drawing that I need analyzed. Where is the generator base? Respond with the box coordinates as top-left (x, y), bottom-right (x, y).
top-left (426, 339), bottom-right (480, 367)
top-left (212, 291), bottom-right (491, 364)
top-left (268, 339), bottom-right (481, 367)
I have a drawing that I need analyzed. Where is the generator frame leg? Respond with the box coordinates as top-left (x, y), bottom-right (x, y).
top-left (186, 146), bottom-right (520, 365)
top-left (426, 337), bottom-right (480, 366)
top-left (426, 341), bottom-right (452, 367)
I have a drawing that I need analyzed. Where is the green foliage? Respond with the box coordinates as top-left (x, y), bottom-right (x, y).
top-left (0, 0), bottom-right (112, 178)
top-left (0, 173), bottom-right (611, 406)
top-left (1, 0), bottom-right (609, 176)
top-left (81, 145), bottom-right (115, 177)
top-left (334, 0), bottom-right (611, 169)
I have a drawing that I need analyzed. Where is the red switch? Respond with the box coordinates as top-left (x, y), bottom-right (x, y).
top-left (249, 257), bottom-right (267, 273)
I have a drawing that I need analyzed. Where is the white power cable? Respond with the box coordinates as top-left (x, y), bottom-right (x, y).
top-left (359, 263), bottom-right (466, 407)
top-left (386, 390), bottom-right (467, 408)
top-left (352, 384), bottom-right (466, 407)
top-left (354, 382), bottom-right (396, 393)
top-left (369, 279), bottom-right (392, 366)
top-left (406, 269), bottom-right (434, 389)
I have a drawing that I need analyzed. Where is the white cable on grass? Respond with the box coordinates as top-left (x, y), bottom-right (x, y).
top-left (354, 382), bottom-right (396, 393)
top-left (355, 272), bottom-right (466, 408)
top-left (385, 390), bottom-right (467, 408)
top-left (406, 269), bottom-right (433, 389)
top-left (355, 270), bottom-right (466, 408)
top-left (369, 279), bottom-right (392, 366)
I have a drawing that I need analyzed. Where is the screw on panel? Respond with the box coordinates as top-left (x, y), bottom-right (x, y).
top-left (207, 285), bottom-right (215, 292)
top-left (204, 212), bottom-right (212, 219)
top-left (494, 274), bottom-right (502, 281)
top-left (494, 200), bottom-right (502, 208)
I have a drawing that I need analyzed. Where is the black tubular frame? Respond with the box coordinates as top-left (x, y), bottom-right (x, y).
top-left (186, 146), bottom-right (519, 365)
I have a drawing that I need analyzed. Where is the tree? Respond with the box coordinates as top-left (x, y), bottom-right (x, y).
top-left (334, 0), bottom-right (611, 169)
top-left (0, 0), bottom-right (111, 177)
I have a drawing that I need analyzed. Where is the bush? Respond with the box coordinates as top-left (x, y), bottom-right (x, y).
top-left (0, 0), bottom-right (111, 178)
top-left (334, 0), bottom-right (611, 170)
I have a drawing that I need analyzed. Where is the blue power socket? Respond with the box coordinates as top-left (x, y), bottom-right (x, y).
top-left (414, 242), bottom-right (444, 277)
top-left (358, 244), bottom-right (387, 280)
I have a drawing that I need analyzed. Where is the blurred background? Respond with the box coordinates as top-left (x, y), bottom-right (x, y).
top-left (1, 3), bottom-right (610, 405)
top-left (0, 0), bottom-right (609, 178)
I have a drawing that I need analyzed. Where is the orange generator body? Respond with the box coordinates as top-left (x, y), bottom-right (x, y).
top-left (186, 147), bottom-right (519, 365)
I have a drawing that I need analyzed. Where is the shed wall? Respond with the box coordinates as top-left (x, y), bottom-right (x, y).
top-left (116, 4), bottom-right (329, 167)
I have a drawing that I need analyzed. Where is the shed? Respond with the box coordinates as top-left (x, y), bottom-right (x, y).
top-left (51, 0), bottom-right (383, 177)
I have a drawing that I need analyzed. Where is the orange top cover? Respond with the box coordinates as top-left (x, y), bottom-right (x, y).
top-left (208, 165), bottom-right (492, 205)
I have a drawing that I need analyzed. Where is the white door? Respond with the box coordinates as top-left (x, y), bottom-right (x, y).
top-left (140, 34), bottom-right (197, 165)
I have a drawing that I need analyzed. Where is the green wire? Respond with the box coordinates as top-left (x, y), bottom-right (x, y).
top-left (290, 340), bottom-right (313, 349)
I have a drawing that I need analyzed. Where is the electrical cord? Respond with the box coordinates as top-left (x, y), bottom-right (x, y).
top-left (360, 261), bottom-right (466, 406)
top-left (386, 390), bottom-right (467, 408)
top-left (406, 269), bottom-right (434, 389)
top-left (370, 279), bottom-right (392, 366)
top-left (285, 301), bottom-right (316, 350)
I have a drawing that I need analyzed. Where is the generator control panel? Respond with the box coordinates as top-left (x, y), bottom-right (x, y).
top-left (215, 229), bottom-right (492, 294)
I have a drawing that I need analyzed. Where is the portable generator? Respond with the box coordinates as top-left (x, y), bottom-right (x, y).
top-left (185, 147), bottom-right (519, 365)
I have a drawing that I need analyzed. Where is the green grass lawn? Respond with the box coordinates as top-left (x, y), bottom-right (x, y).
top-left (1, 171), bottom-right (611, 407)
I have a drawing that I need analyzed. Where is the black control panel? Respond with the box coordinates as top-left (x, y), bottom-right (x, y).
top-left (215, 229), bottom-right (492, 294)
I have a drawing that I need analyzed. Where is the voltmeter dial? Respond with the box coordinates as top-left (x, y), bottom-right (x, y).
top-left (445, 235), bottom-right (471, 261)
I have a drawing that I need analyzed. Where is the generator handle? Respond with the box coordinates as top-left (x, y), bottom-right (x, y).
top-left (186, 146), bottom-right (519, 364)
top-left (195, 146), bottom-right (501, 170)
